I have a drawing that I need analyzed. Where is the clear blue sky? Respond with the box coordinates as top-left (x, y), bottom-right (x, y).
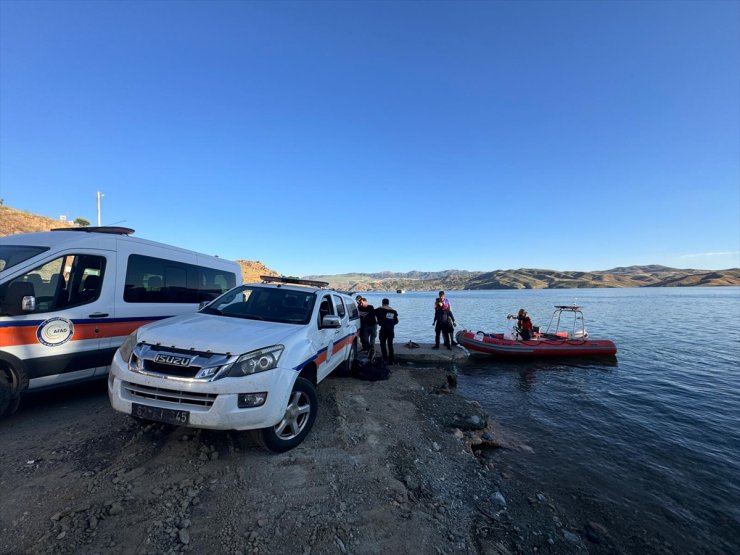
top-left (1, 0), bottom-right (738, 276)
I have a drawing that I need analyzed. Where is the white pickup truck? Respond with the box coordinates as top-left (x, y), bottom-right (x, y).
top-left (108, 276), bottom-right (360, 452)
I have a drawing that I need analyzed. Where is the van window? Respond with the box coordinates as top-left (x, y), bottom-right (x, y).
top-left (0, 254), bottom-right (106, 314)
top-left (0, 245), bottom-right (50, 272)
top-left (124, 255), bottom-right (236, 304)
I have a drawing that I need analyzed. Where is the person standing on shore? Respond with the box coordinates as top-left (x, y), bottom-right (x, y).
top-left (433, 299), bottom-right (456, 350)
top-left (434, 291), bottom-right (457, 345)
top-left (357, 296), bottom-right (378, 351)
top-left (436, 291), bottom-right (450, 310)
top-left (374, 298), bottom-right (399, 365)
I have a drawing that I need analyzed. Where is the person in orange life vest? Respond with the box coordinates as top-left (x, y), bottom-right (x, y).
top-left (434, 291), bottom-right (457, 345)
top-left (433, 299), bottom-right (456, 350)
top-left (515, 308), bottom-right (533, 340)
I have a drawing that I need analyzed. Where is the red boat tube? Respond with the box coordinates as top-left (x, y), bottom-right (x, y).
top-left (456, 330), bottom-right (617, 358)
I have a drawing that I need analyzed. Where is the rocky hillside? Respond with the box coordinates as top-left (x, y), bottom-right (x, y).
top-left (0, 205), bottom-right (279, 283)
top-left (236, 260), bottom-right (279, 283)
top-left (0, 205), bottom-right (74, 235)
top-left (306, 266), bottom-right (740, 291)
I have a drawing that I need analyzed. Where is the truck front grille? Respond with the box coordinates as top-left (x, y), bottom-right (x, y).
top-left (142, 360), bottom-right (203, 378)
top-left (123, 382), bottom-right (217, 408)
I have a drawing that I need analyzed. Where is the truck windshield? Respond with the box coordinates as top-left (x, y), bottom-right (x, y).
top-left (0, 245), bottom-right (49, 273)
top-left (201, 286), bottom-right (317, 325)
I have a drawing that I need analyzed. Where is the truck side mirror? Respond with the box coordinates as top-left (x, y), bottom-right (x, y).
top-left (321, 315), bottom-right (341, 328)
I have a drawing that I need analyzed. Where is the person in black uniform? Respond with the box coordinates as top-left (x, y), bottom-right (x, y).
top-left (433, 299), bottom-right (456, 350)
top-left (375, 298), bottom-right (399, 365)
top-left (356, 296), bottom-right (378, 351)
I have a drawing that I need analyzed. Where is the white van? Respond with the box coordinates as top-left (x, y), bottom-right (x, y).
top-left (0, 227), bottom-right (241, 418)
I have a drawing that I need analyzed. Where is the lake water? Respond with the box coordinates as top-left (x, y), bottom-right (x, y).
top-left (362, 287), bottom-right (740, 553)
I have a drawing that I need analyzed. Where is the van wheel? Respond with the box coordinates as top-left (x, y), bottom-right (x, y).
top-left (0, 372), bottom-right (12, 417)
top-left (0, 364), bottom-right (27, 418)
top-left (254, 377), bottom-right (317, 453)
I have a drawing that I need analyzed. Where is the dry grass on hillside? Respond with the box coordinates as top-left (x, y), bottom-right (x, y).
top-left (236, 260), bottom-right (280, 283)
top-left (0, 205), bottom-right (74, 236)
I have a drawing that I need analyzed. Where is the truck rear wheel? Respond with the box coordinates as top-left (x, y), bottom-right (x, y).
top-left (254, 377), bottom-right (317, 453)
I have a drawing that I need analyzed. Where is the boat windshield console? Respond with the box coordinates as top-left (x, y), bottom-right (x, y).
top-left (543, 305), bottom-right (588, 340)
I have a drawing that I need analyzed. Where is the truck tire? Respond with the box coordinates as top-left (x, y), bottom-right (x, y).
top-left (254, 377), bottom-right (317, 453)
top-left (343, 341), bottom-right (358, 374)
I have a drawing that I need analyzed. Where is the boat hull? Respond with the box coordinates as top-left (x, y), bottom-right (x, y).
top-left (456, 330), bottom-right (617, 358)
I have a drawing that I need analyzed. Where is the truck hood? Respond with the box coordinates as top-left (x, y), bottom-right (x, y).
top-left (136, 313), bottom-right (297, 355)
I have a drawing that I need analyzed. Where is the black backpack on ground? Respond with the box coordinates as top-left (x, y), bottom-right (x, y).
top-left (352, 349), bottom-right (391, 381)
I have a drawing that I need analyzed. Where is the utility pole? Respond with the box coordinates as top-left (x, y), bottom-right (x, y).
top-left (96, 191), bottom-right (104, 226)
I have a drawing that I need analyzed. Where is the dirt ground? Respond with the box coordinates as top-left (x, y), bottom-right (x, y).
top-left (1, 365), bottom-right (627, 555)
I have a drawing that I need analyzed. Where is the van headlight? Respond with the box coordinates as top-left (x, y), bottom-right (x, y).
top-left (118, 330), bottom-right (139, 362)
top-left (226, 345), bottom-right (284, 377)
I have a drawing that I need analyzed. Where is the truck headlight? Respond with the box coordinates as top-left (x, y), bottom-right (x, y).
top-left (118, 330), bottom-right (138, 362)
top-left (227, 345), bottom-right (284, 377)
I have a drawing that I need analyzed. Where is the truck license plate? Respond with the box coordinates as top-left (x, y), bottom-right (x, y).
top-left (132, 403), bottom-right (189, 426)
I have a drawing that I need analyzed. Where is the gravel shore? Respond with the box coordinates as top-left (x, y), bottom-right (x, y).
top-left (0, 365), bottom-right (632, 554)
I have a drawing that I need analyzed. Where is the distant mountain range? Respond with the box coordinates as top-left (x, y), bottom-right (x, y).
top-left (4, 205), bottom-right (738, 290)
top-left (305, 266), bottom-right (740, 291)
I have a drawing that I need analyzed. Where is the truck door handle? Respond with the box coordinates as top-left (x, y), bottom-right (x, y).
top-left (89, 312), bottom-right (109, 318)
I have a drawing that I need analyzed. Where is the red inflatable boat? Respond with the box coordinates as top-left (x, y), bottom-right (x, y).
top-left (456, 306), bottom-right (617, 358)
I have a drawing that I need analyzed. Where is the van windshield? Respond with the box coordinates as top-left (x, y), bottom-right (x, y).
top-left (0, 246), bottom-right (49, 273)
top-left (201, 286), bottom-right (317, 325)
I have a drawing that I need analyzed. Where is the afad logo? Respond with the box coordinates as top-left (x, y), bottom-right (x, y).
top-left (36, 317), bottom-right (75, 347)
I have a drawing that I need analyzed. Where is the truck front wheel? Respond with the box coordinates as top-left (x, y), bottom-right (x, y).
top-left (255, 377), bottom-right (317, 453)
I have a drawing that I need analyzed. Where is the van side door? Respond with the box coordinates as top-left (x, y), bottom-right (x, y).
top-left (0, 250), bottom-right (115, 389)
